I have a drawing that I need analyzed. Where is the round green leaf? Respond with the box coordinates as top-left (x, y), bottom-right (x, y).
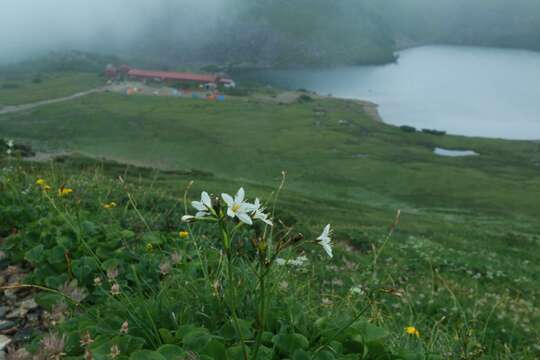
top-left (157, 344), bottom-right (186, 359)
top-left (130, 350), bottom-right (167, 360)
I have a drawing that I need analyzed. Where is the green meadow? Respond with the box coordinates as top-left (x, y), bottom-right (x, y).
top-left (0, 72), bottom-right (102, 106)
top-left (1, 76), bottom-right (539, 358)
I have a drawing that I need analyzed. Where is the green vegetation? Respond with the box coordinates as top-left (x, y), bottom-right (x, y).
top-left (399, 126), bottom-right (416, 133)
top-left (0, 72), bottom-right (102, 106)
top-left (1, 91), bottom-right (539, 220)
top-left (1, 81), bottom-right (539, 358)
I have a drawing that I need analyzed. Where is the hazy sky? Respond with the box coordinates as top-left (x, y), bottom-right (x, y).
top-left (0, 0), bottom-right (228, 63)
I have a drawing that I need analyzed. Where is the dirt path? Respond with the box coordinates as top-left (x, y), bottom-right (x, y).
top-left (0, 87), bottom-right (107, 115)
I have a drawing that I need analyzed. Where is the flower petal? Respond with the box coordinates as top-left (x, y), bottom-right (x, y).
top-left (237, 212), bottom-right (253, 225)
top-left (253, 198), bottom-right (261, 209)
top-left (322, 242), bottom-right (333, 258)
top-left (195, 211), bottom-right (209, 218)
top-left (201, 191), bottom-right (212, 209)
top-left (192, 201), bottom-right (206, 211)
top-left (222, 193), bottom-right (234, 207)
top-left (182, 215), bottom-right (195, 222)
top-left (236, 187), bottom-right (245, 203)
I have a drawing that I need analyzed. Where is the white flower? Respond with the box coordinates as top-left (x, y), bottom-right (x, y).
top-left (7, 140), bottom-right (14, 148)
top-left (181, 215), bottom-right (195, 222)
top-left (191, 191), bottom-right (213, 218)
top-left (251, 198), bottom-right (273, 226)
top-left (6, 149), bottom-right (12, 156)
top-left (350, 285), bottom-right (365, 296)
top-left (317, 224), bottom-right (333, 258)
top-left (221, 187), bottom-right (256, 225)
top-left (275, 256), bottom-right (308, 267)
top-left (288, 256), bottom-right (308, 266)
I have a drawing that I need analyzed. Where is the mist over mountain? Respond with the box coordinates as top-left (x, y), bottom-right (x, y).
top-left (1, 0), bottom-right (540, 66)
top-left (376, 0), bottom-right (540, 51)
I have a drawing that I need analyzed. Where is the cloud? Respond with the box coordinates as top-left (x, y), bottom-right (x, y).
top-left (0, 0), bottom-right (229, 63)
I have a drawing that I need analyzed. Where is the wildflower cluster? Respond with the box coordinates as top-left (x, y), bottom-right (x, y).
top-left (0, 173), bottom-right (442, 359)
top-left (184, 187), bottom-right (333, 258)
top-left (35, 178), bottom-right (75, 197)
top-left (185, 187), bottom-right (273, 226)
top-left (36, 178), bottom-right (52, 192)
top-left (5, 139), bottom-right (14, 156)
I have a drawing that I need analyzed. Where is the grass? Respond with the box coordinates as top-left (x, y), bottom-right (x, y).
top-left (0, 71), bottom-right (103, 106)
top-left (1, 91), bottom-right (539, 218)
top-left (0, 79), bottom-right (539, 357)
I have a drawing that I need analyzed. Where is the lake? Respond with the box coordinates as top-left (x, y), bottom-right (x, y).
top-left (239, 46), bottom-right (540, 140)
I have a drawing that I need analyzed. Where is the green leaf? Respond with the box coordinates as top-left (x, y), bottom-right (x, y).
top-left (34, 292), bottom-right (63, 311)
top-left (25, 244), bottom-right (44, 263)
top-left (159, 328), bottom-right (176, 345)
top-left (360, 322), bottom-right (389, 344)
top-left (143, 232), bottom-right (163, 245)
top-left (81, 220), bottom-right (99, 236)
top-left (157, 344), bottom-right (186, 359)
top-left (56, 236), bottom-right (75, 250)
top-left (293, 349), bottom-right (311, 360)
top-left (90, 335), bottom-right (145, 358)
top-left (261, 331), bottom-right (274, 346)
top-left (220, 318), bottom-right (253, 341)
top-left (254, 345), bottom-right (274, 360)
top-left (182, 328), bottom-right (211, 352)
top-left (121, 229), bottom-right (136, 240)
top-left (48, 245), bottom-right (67, 264)
top-left (272, 333), bottom-right (309, 355)
top-left (227, 345), bottom-right (251, 360)
top-left (328, 341), bottom-right (343, 354)
top-left (44, 274), bottom-right (68, 289)
top-left (72, 256), bottom-right (98, 283)
top-left (202, 339), bottom-right (227, 359)
top-left (314, 350), bottom-right (336, 360)
top-left (130, 350), bottom-right (167, 360)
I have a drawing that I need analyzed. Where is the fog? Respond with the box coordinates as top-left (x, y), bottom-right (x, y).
top-left (1, 0), bottom-right (539, 66)
top-left (0, 0), bottom-right (230, 64)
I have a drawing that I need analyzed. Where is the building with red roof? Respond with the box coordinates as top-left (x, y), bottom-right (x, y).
top-left (127, 68), bottom-right (219, 84)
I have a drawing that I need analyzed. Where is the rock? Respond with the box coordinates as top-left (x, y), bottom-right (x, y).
top-left (0, 321), bottom-right (15, 331)
top-left (0, 335), bottom-right (11, 351)
top-left (5, 309), bottom-right (21, 320)
top-left (0, 307), bottom-right (6, 319)
top-left (0, 349), bottom-right (5, 360)
top-left (26, 313), bottom-right (39, 323)
top-left (13, 328), bottom-right (32, 343)
top-left (20, 298), bottom-right (38, 311)
top-left (3, 290), bottom-right (17, 301)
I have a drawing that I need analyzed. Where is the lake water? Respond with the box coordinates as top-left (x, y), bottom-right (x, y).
top-left (239, 46), bottom-right (540, 140)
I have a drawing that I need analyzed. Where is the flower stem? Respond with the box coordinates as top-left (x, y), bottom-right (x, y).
top-left (252, 270), bottom-right (266, 360)
top-left (220, 221), bottom-right (249, 360)
top-left (226, 251), bottom-right (249, 360)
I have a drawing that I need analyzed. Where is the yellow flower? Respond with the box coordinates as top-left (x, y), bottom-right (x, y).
top-left (36, 179), bottom-right (52, 191)
top-left (179, 231), bottom-right (189, 239)
top-left (103, 202), bottom-right (118, 209)
top-left (405, 326), bottom-right (420, 338)
top-left (145, 243), bottom-right (154, 253)
top-left (58, 187), bottom-right (74, 197)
